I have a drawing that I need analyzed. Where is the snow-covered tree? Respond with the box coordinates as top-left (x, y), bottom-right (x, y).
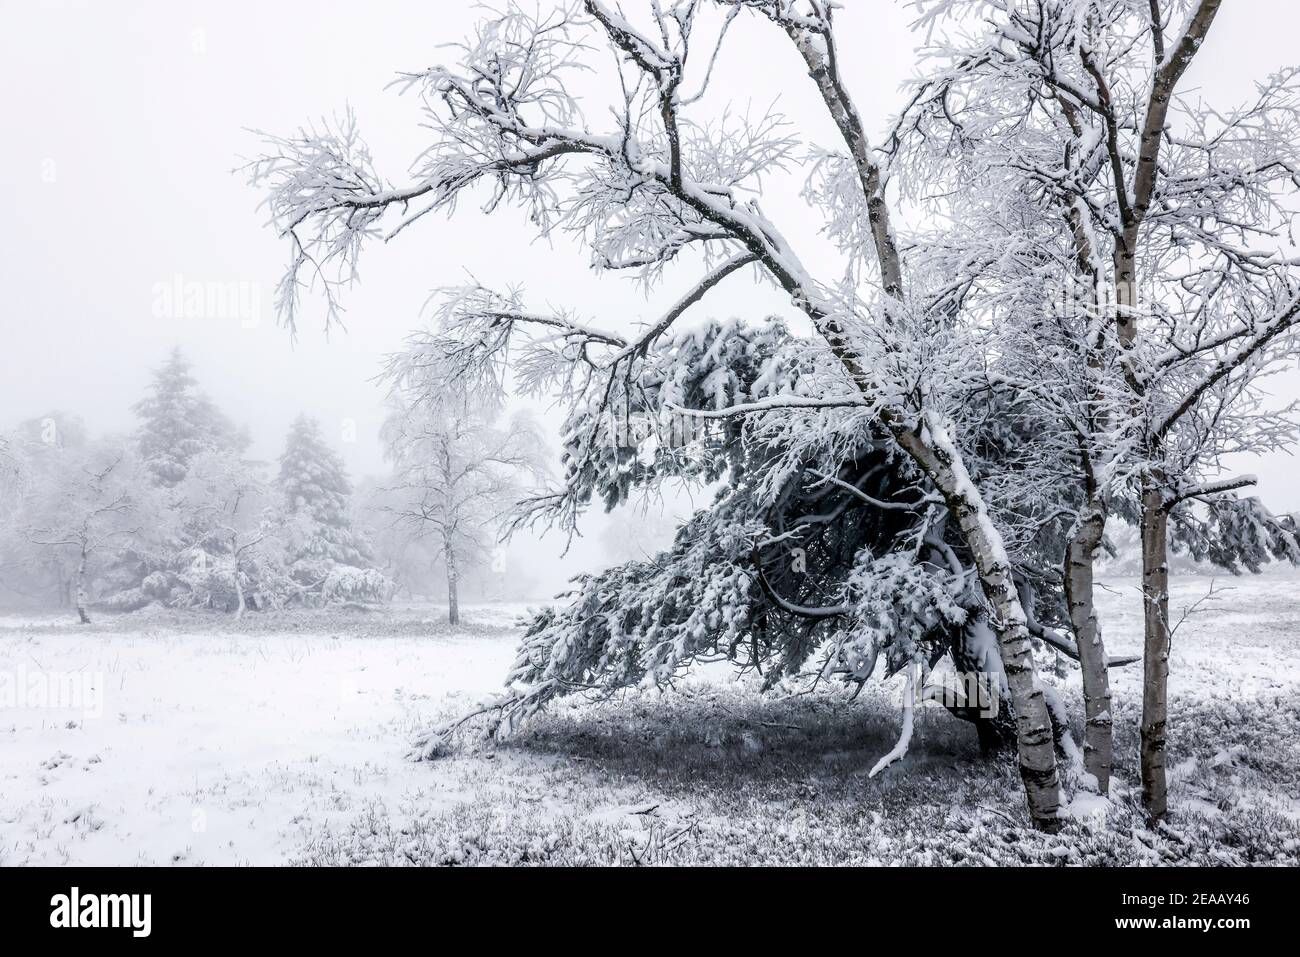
top-left (353, 477), bottom-right (441, 601)
top-left (0, 413), bottom-right (102, 608)
top-left (134, 347), bottom-right (247, 487)
top-left (379, 376), bottom-right (548, 624)
top-left (0, 434), bottom-right (20, 529)
top-left (911, 0), bottom-right (1300, 818)
top-left (104, 350), bottom-right (267, 611)
top-left (19, 438), bottom-right (151, 624)
top-left (278, 414), bottom-right (389, 604)
top-left (166, 448), bottom-right (292, 616)
top-left (247, 0), bottom-right (1086, 827)
top-left (251, 0), bottom-right (1300, 826)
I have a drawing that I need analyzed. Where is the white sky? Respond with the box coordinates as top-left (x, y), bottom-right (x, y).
top-left (3, 1), bottom-right (1298, 592)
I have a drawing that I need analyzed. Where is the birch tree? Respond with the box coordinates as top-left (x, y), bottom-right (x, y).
top-left (21, 440), bottom-right (148, 624)
top-left (379, 377), bottom-right (547, 625)
top-left (244, 0), bottom-right (1201, 828)
top-left (0, 414), bottom-right (94, 607)
top-left (913, 0), bottom-right (1300, 816)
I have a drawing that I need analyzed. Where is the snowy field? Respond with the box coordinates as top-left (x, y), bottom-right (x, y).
top-left (2, 578), bottom-right (1298, 867)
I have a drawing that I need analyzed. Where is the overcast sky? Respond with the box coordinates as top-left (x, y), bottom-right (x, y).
top-left (3, 1), bottom-right (1299, 592)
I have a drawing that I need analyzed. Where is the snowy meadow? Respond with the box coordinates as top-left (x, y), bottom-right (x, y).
top-left (4, 573), bottom-right (1296, 867)
top-left (7, 0), bottom-right (1300, 905)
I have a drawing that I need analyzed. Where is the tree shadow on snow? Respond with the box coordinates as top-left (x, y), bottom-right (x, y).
top-left (494, 682), bottom-right (997, 804)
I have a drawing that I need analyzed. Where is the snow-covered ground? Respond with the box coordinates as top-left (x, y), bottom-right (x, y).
top-left (0, 605), bottom-right (524, 866)
top-left (2, 578), bottom-right (1297, 866)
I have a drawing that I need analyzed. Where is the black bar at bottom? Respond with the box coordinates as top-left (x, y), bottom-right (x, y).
top-left (0, 866), bottom-right (1281, 943)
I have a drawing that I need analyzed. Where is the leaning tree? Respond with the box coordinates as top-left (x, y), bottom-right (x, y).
top-left (247, 0), bottom-right (1240, 829)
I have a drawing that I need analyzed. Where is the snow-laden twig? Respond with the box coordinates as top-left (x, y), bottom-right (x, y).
top-left (868, 665), bottom-right (916, 779)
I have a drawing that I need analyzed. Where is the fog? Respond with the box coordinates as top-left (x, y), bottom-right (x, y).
top-left (3, 0), bottom-right (1298, 598)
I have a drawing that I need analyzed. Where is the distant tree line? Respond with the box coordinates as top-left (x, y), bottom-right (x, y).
top-left (0, 349), bottom-right (390, 621)
top-left (1, 348), bottom-right (549, 624)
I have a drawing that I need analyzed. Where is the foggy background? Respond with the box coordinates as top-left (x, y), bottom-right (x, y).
top-left (3, 0), bottom-right (1297, 597)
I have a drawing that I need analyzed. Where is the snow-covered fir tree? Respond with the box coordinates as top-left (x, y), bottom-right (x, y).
top-left (104, 350), bottom-right (285, 612)
top-left (134, 347), bottom-right (247, 487)
top-left (277, 414), bottom-right (389, 604)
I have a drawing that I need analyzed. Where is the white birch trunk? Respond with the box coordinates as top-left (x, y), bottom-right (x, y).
top-left (445, 540), bottom-right (459, 626)
top-left (1064, 502), bottom-right (1113, 793)
top-left (1139, 482), bottom-right (1171, 818)
top-left (74, 546), bottom-right (90, 625)
top-left (233, 559), bottom-right (247, 620)
top-left (895, 419), bottom-right (1062, 831)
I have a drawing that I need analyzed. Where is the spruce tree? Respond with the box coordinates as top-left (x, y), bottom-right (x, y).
top-left (104, 348), bottom-right (251, 609)
top-left (278, 415), bottom-right (383, 601)
top-left (134, 347), bottom-right (245, 487)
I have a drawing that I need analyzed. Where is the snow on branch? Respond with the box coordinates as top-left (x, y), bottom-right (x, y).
top-left (664, 394), bottom-right (870, 419)
top-left (868, 663), bottom-right (916, 778)
top-left (1165, 473), bottom-right (1258, 510)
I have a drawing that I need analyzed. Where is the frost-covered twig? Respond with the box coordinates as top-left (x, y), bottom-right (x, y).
top-left (868, 665), bottom-right (916, 779)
